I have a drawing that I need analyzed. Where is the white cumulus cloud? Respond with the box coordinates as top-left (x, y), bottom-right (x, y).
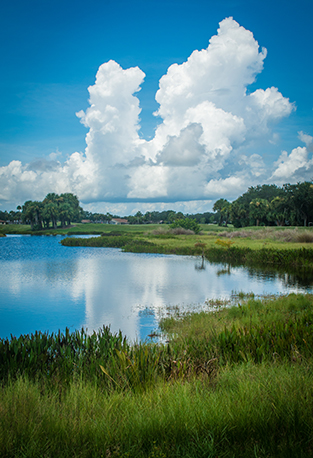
top-left (0, 17), bottom-right (302, 211)
top-left (271, 147), bottom-right (313, 181)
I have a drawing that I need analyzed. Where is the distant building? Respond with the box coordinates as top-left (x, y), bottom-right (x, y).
top-left (110, 218), bottom-right (129, 225)
top-left (0, 220), bottom-right (7, 225)
top-left (81, 219), bottom-right (91, 224)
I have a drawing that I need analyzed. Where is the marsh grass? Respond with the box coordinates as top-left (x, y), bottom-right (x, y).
top-left (3, 293), bottom-right (312, 388)
top-left (296, 231), bottom-right (313, 243)
top-left (2, 294), bottom-right (313, 456)
top-left (5, 223), bottom-right (313, 272)
top-left (159, 293), bottom-right (313, 366)
top-left (1, 362), bottom-right (313, 457)
top-left (203, 245), bottom-right (313, 269)
top-left (0, 223), bottom-right (162, 236)
top-left (60, 225), bottom-right (313, 270)
top-left (219, 227), bottom-right (313, 243)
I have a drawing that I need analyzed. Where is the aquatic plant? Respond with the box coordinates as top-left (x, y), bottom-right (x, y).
top-left (0, 326), bottom-right (128, 385)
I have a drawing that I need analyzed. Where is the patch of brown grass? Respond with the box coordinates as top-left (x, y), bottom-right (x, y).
top-left (150, 227), bottom-right (195, 236)
top-left (295, 231), bottom-right (313, 243)
top-left (218, 227), bottom-right (313, 243)
top-left (150, 227), bottom-right (171, 236)
top-left (170, 227), bottom-right (195, 235)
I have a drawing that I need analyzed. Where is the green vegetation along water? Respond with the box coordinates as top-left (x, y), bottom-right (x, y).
top-left (1, 294), bottom-right (313, 457)
top-left (59, 224), bottom-right (313, 270)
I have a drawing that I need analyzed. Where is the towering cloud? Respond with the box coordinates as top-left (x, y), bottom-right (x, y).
top-left (0, 17), bottom-right (300, 210)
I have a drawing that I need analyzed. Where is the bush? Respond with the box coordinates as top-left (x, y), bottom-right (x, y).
top-left (215, 238), bottom-right (235, 248)
top-left (170, 218), bottom-right (201, 234)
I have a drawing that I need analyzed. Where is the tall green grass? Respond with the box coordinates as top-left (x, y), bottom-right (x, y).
top-left (1, 363), bottom-right (313, 457)
top-left (0, 326), bottom-right (128, 386)
top-left (161, 293), bottom-right (313, 366)
top-left (2, 294), bottom-right (313, 457)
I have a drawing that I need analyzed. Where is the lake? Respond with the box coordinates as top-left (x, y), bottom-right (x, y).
top-left (1, 235), bottom-right (312, 341)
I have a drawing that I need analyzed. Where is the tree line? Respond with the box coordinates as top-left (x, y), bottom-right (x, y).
top-left (1, 181), bottom-right (312, 229)
top-left (13, 193), bottom-right (82, 230)
top-left (213, 181), bottom-right (313, 227)
top-left (81, 209), bottom-right (215, 225)
top-left (124, 181), bottom-right (313, 228)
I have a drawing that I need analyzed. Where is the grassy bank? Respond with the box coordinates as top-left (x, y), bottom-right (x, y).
top-left (3, 222), bottom-right (313, 269)
top-left (1, 294), bottom-right (313, 457)
top-left (59, 225), bottom-right (313, 269)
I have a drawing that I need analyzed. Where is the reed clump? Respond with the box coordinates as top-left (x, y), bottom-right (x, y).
top-left (0, 326), bottom-right (128, 386)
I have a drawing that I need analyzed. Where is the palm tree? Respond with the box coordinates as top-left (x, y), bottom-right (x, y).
top-left (249, 199), bottom-right (269, 226)
top-left (43, 202), bottom-right (59, 229)
top-left (59, 202), bottom-right (74, 227)
top-left (213, 199), bottom-right (231, 226)
top-left (22, 201), bottom-right (43, 230)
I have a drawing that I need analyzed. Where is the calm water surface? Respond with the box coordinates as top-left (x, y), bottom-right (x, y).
top-left (1, 235), bottom-right (312, 341)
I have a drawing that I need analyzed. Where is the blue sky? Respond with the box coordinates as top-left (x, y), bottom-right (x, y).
top-left (1, 0), bottom-right (312, 214)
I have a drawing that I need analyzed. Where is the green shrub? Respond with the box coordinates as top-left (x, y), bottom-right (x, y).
top-left (170, 218), bottom-right (201, 234)
top-left (215, 238), bottom-right (235, 248)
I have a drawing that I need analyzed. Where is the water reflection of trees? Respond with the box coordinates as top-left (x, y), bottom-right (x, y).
top-left (216, 264), bottom-right (231, 276)
top-left (242, 264), bottom-right (313, 289)
top-left (278, 270), bottom-right (313, 289)
top-left (195, 256), bottom-right (206, 271)
top-left (245, 266), bottom-right (313, 289)
top-left (204, 257), bottom-right (313, 289)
